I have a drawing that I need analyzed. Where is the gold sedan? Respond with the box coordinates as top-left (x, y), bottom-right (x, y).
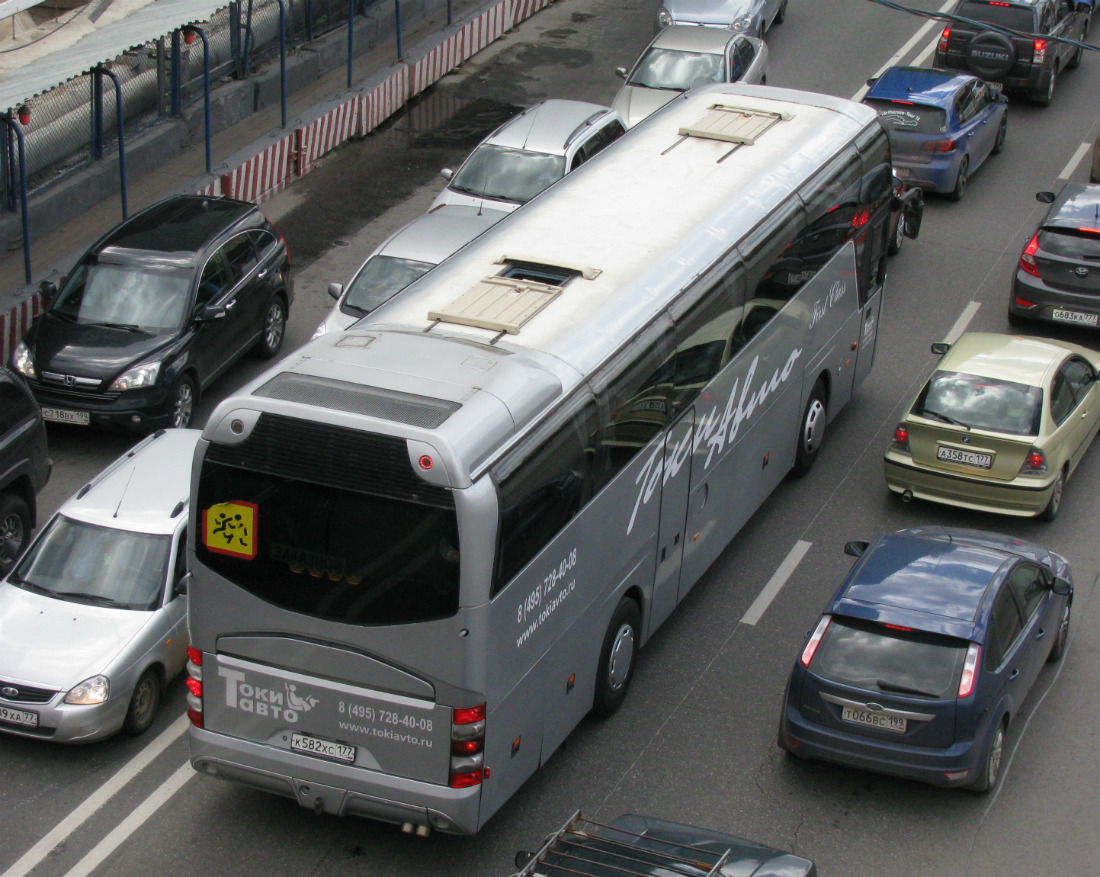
top-left (884, 332), bottom-right (1100, 521)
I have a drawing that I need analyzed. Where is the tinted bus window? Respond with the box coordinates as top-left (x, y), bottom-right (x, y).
top-left (740, 199), bottom-right (808, 309)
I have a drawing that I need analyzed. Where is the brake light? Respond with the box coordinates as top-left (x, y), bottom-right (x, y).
top-left (186, 648), bottom-right (204, 728)
top-left (1019, 447), bottom-right (1047, 476)
top-left (884, 623), bottom-right (912, 632)
top-left (449, 703), bottom-right (486, 788)
top-left (989, 1), bottom-right (1011, 5)
top-left (938, 26), bottom-right (950, 53)
top-left (892, 423), bottom-right (910, 452)
top-left (1032, 38), bottom-right (1047, 65)
top-left (1019, 232), bottom-right (1040, 276)
top-left (850, 207), bottom-right (870, 230)
top-left (921, 139), bottom-right (956, 152)
top-left (1077, 227), bottom-right (1100, 236)
top-left (958, 643), bottom-right (980, 698)
top-left (800, 616), bottom-right (831, 668)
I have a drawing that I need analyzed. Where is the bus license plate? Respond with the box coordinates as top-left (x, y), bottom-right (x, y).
top-left (936, 446), bottom-right (992, 469)
top-left (41, 407), bottom-right (91, 426)
top-left (290, 733), bottom-right (356, 764)
top-left (841, 707), bottom-right (906, 733)
top-left (0, 704), bottom-right (39, 728)
top-left (1051, 308), bottom-right (1098, 327)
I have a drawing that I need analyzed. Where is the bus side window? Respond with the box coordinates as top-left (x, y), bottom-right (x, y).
top-left (796, 148), bottom-right (863, 276)
top-left (856, 124), bottom-right (893, 301)
top-left (491, 394), bottom-right (600, 595)
top-left (739, 199), bottom-right (807, 326)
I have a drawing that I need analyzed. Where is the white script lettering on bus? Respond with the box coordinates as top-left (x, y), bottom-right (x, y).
top-left (627, 347), bottom-right (803, 535)
top-left (809, 281), bottom-right (849, 330)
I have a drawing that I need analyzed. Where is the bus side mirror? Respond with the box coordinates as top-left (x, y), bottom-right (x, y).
top-left (175, 572), bottom-right (191, 597)
top-left (930, 341), bottom-right (950, 355)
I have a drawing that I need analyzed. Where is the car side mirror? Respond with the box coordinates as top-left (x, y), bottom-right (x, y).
top-left (328, 282), bottom-right (343, 301)
top-left (844, 540), bottom-right (869, 557)
top-left (1050, 579), bottom-right (1072, 596)
top-left (196, 303), bottom-right (227, 322)
top-left (931, 341), bottom-right (950, 355)
top-left (616, 66), bottom-right (628, 79)
top-left (440, 168), bottom-right (454, 181)
top-left (175, 572), bottom-right (191, 597)
top-left (866, 76), bottom-right (878, 87)
top-left (1035, 191), bottom-right (1056, 204)
top-left (39, 279), bottom-right (58, 303)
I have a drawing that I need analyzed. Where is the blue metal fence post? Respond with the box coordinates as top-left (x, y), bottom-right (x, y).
top-left (395, 0), bottom-right (403, 59)
top-left (277, 0), bottom-right (287, 129)
top-left (447, 0), bottom-right (452, 27)
top-left (304, 0), bottom-right (314, 40)
top-left (185, 28), bottom-right (213, 173)
top-left (91, 73), bottom-right (104, 159)
top-left (92, 67), bottom-right (128, 220)
top-left (0, 114), bottom-right (32, 284)
top-left (230, 1), bottom-right (242, 78)
top-left (242, 0), bottom-right (255, 76)
top-left (171, 29), bottom-right (182, 115)
top-left (347, 0), bottom-right (355, 89)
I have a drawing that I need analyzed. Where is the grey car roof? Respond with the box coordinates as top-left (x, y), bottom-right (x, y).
top-left (377, 206), bottom-right (510, 265)
top-left (60, 429), bottom-right (201, 536)
top-left (486, 99), bottom-right (616, 156)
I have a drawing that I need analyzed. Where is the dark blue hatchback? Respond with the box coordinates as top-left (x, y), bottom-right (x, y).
top-left (779, 526), bottom-right (1072, 792)
top-left (863, 66), bottom-right (1008, 200)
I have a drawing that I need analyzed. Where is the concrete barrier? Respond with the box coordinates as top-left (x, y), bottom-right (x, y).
top-left (0, 292), bottom-right (41, 374)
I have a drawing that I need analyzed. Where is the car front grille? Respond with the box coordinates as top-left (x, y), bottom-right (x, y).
top-left (30, 379), bottom-right (121, 404)
top-left (0, 679), bottom-right (58, 704)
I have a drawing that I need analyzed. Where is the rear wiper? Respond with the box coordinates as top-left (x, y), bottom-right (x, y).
top-left (877, 678), bottom-right (937, 698)
top-left (53, 590), bottom-right (128, 608)
top-left (915, 408), bottom-right (970, 429)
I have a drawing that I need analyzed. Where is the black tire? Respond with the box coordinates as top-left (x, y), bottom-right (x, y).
top-left (592, 597), bottom-right (640, 718)
top-left (970, 718), bottom-right (1006, 793)
top-left (254, 296), bottom-right (287, 359)
top-left (791, 379), bottom-right (826, 477)
top-left (991, 113), bottom-right (1007, 155)
top-left (948, 157), bottom-right (969, 202)
top-left (1032, 66), bottom-right (1056, 106)
top-left (0, 493), bottom-right (31, 577)
top-left (123, 668), bottom-right (162, 736)
top-left (1047, 600), bottom-right (1070, 663)
top-left (887, 212), bottom-right (905, 256)
top-left (168, 374), bottom-right (197, 430)
top-left (1068, 42), bottom-right (1083, 69)
top-left (1038, 468), bottom-right (1065, 522)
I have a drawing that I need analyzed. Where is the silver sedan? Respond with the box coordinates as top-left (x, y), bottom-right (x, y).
top-left (655, 0), bottom-right (787, 36)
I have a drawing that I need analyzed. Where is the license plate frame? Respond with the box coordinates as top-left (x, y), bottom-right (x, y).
top-left (987, 81), bottom-right (1003, 93)
top-left (841, 706), bottom-right (907, 733)
top-left (290, 732), bottom-right (357, 764)
top-left (1051, 308), bottom-right (1099, 327)
top-left (41, 407), bottom-right (91, 426)
top-left (936, 446), bottom-right (993, 469)
top-left (0, 704), bottom-right (40, 728)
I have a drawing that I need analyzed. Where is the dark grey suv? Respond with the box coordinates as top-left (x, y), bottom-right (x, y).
top-left (933, 0), bottom-right (1087, 105)
top-left (0, 367), bottom-right (50, 575)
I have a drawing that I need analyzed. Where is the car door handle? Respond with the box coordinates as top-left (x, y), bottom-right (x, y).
top-left (225, 299), bottom-right (237, 311)
top-left (1036, 627), bottom-right (1046, 640)
top-left (1009, 668), bottom-right (1019, 680)
top-left (257, 268), bottom-right (269, 279)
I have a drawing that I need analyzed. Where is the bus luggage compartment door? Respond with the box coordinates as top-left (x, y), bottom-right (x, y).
top-left (650, 410), bottom-right (694, 633)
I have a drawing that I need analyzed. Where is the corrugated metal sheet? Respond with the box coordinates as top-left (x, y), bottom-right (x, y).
top-left (0, 0), bottom-right (231, 111)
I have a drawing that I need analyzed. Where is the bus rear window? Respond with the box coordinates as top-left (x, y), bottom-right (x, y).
top-left (196, 462), bottom-right (460, 625)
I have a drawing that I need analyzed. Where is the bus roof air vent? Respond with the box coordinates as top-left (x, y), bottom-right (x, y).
top-left (678, 103), bottom-right (790, 146)
top-left (428, 275), bottom-right (564, 335)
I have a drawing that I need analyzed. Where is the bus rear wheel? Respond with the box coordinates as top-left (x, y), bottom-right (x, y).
top-left (791, 379), bottom-right (826, 477)
top-left (592, 597), bottom-right (640, 718)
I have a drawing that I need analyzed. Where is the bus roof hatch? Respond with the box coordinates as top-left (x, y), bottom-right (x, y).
top-left (428, 275), bottom-right (563, 334)
top-left (678, 103), bottom-right (791, 146)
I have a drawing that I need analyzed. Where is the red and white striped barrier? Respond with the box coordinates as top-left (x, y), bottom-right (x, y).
top-left (220, 132), bottom-right (296, 204)
top-left (509, 0), bottom-right (550, 25)
top-left (409, 31), bottom-right (464, 98)
top-left (464, 0), bottom-right (510, 52)
top-left (358, 66), bottom-right (409, 135)
top-left (0, 292), bottom-right (41, 372)
top-left (297, 99), bottom-right (361, 176)
top-left (195, 177), bottom-right (223, 197)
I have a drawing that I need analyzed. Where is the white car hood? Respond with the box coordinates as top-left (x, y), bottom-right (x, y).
top-left (613, 85), bottom-right (678, 129)
top-left (0, 584), bottom-right (150, 691)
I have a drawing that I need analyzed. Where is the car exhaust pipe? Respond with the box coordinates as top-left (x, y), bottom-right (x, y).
top-left (901, 489), bottom-right (913, 503)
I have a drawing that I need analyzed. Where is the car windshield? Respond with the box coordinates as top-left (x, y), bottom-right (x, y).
top-left (9, 515), bottom-right (170, 611)
top-left (914, 370), bottom-right (1042, 437)
top-left (958, 0), bottom-right (1033, 31)
top-left (50, 257), bottom-right (193, 332)
top-left (628, 48), bottom-right (724, 91)
top-left (343, 255), bottom-right (433, 314)
top-left (863, 99), bottom-right (947, 135)
top-left (813, 616), bottom-right (968, 699)
top-left (1038, 227), bottom-right (1100, 260)
top-left (449, 144), bottom-right (565, 204)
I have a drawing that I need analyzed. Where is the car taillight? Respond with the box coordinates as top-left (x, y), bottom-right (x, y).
top-left (272, 224), bottom-right (291, 267)
top-left (1032, 38), bottom-right (1047, 65)
top-left (1019, 447), bottom-right (1047, 476)
top-left (1013, 296), bottom-right (1036, 309)
top-left (850, 207), bottom-right (870, 230)
top-left (1019, 233), bottom-right (1041, 277)
top-left (186, 647), bottom-right (203, 728)
top-left (938, 26), bottom-right (950, 53)
top-left (449, 703), bottom-right (485, 788)
top-left (921, 139), bottom-right (956, 152)
top-left (892, 423), bottom-right (910, 452)
top-left (800, 616), bottom-right (831, 668)
top-left (958, 643), bottom-right (980, 698)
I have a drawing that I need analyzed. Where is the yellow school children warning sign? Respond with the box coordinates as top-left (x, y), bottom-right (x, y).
top-left (203, 501), bottom-right (258, 560)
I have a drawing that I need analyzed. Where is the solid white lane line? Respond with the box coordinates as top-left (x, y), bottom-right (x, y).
top-left (2, 714), bottom-right (189, 877)
top-left (945, 301), bottom-right (981, 344)
top-left (1058, 142), bottom-right (1092, 180)
top-left (61, 761), bottom-right (194, 877)
top-left (741, 540), bottom-right (812, 626)
top-left (850, 0), bottom-right (956, 101)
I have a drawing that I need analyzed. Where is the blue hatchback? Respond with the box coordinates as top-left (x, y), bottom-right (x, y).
top-left (779, 526), bottom-right (1072, 792)
top-left (863, 66), bottom-right (1008, 200)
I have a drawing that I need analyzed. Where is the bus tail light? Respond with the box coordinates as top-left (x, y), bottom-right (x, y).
top-left (958, 643), bottom-right (980, 698)
top-left (1032, 38), bottom-right (1047, 65)
top-left (186, 645), bottom-right (204, 728)
top-left (450, 703), bottom-right (485, 788)
top-left (891, 423), bottom-right (910, 452)
top-left (800, 616), bottom-right (831, 668)
top-left (1018, 447), bottom-right (1047, 476)
top-left (937, 27), bottom-right (950, 53)
top-left (1019, 232), bottom-right (1041, 276)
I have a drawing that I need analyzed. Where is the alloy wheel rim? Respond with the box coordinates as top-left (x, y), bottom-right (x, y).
top-left (804, 399), bottom-right (826, 453)
top-left (174, 383), bottom-right (194, 428)
top-left (265, 304), bottom-right (284, 350)
top-left (0, 513), bottom-right (23, 565)
top-left (608, 623), bottom-right (635, 691)
top-left (988, 726), bottom-right (1003, 785)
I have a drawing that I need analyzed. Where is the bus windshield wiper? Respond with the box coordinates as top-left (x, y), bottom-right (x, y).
top-left (877, 678), bottom-right (937, 698)
top-left (916, 408), bottom-right (970, 429)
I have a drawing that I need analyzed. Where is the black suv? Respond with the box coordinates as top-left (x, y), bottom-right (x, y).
top-left (0, 366), bottom-right (50, 575)
top-left (11, 195), bottom-right (292, 431)
top-left (933, 0), bottom-right (1087, 105)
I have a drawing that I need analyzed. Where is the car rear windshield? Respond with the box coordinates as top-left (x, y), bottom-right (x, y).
top-left (343, 255), bottom-right (433, 314)
top-left (1038, 227), bottom-right (1100, 260)
top-left (957, 0), bottom-right (1034, 31)
top-left (195, 461), bottom-right (460, 625)
top-left (450, 144), bottom-right (565, 205)
top-left (863, 99), bottom-right (947, 135)
top-left (813, 616), bottom-right (969, 699)
top-left (913, 370), bottom-right (1042, 437)
top-left (628, 48), bottom-right (724, 91)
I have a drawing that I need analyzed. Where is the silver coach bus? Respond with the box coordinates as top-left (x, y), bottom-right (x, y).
top-left (186, 83), bottom-right (894, 834)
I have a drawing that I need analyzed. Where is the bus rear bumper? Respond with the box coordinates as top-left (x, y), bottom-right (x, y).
top-left (188, 726), bottom-right (481, 834)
